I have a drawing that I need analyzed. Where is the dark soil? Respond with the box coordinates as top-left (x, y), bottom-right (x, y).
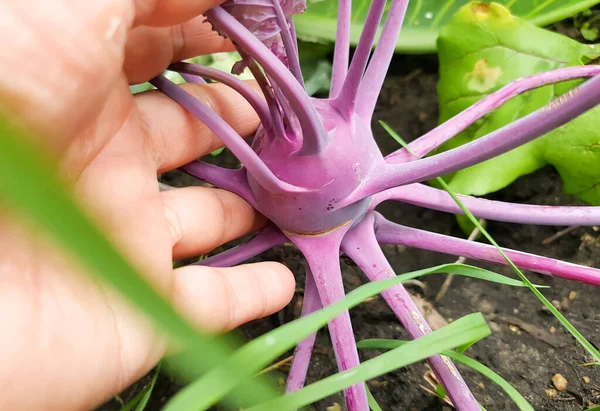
top-left (100, 57), bottom-right (600, 411)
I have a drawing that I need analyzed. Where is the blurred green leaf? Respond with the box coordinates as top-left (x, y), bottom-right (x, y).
top-left (298, 41), bottom-right (333, 95)
top-left (358, 338), bottom-right (534, 410)
top-left (294, 0), bottom-right (600, 53)
top-left (436, 2), bottom-right (600, 204)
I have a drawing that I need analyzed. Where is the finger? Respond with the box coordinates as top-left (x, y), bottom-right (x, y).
top-left (161, 186), bottom-right (265, 260)
top-left (134, 0), bottom-right (224, 27)
top-left (173, 262), bottom-right (295, 332)
top-left (136, 82), bottom-right (261, 173)
top-left (124, 16), bottom-right (234, 84)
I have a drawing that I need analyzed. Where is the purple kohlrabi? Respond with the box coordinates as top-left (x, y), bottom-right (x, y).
top-left (150, 1), bottom-right (600, 410)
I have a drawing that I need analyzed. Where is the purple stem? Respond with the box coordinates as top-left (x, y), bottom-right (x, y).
top-left (247, 62), bottom-right (287, 143)
top-left (289, 227), bottom-right (369, 411)
top-left (330, 0), bottom-right (351, 98)
top-left (373, 183), bottom-right (600, 226)
top-left (195, 224), bottom-right (286, 267)
top-left (286, 267), bottom-right (322, 393)
top-left (352, 75), bottom-right (600, 201)
top-left (270, 0), bottom-right (304, 85)
top-left (356, 0), bottom-right (409, 121)
top-left (179, 161), bottom-right (257, 207)
top-left (386, 66), bottom-right (600, 163)
top-left (342, 213), bottom-right (480, 411)
top-left (374, 214), bottom-right (600, 287)
top-left (335, 0), bottom-right (386, 115)
top-left (180, 73), bottom-right (206, 84)
top-left (206, 7), bottom-right (327, 154)
top-left (151, 76), bottom-right (303, 194)
top-left (169, 62), bottom-right (272, 132)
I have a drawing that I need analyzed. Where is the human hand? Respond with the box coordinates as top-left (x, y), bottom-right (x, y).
top-left (0, 1), bottom-right (295, 409)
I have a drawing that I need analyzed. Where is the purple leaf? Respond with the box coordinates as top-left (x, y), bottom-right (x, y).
top-left (219, 0), bottom-right (306, 72)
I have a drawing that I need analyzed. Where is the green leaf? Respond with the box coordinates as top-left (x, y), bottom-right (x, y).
top-left (249, 313), bottom-right (491, 411)
top-left (164, 263), bottom-right (531, 411)
top-left (436, 2), bottom-right (600, 204)
top-left (295, 0), bottom-right (600, 53)
top-left (298, 41), bottom-right (334, 96)
top-left (0, 120), bottom-right (279, 408)
top-left (357, 339), bottom-right (534, 411)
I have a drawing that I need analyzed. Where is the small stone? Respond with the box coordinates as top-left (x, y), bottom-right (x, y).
top-left (552, 373), bottom-right (568, 392)
top-left (509, 325), bottom-right (519, 333)
top-left (583, 376), bottom-right (591, 384)
top-left (478, 382), bottom-right (485, 389)
top-left (326, 403), bottom-right (341, 411)
top-left (478, 299), bottom-right (494, 314)
top-left (560, 297), bottom-right (570, 311)
top-left (545, 388), bottom-right (558, 398)
top-left (569, 291), bottom-right (577, 300)
top-left (549, 326), bottom-right (557, 334)
top-left (551, 300), bottom-right (562, 310)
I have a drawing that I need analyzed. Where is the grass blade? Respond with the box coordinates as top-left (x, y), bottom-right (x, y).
top-left (120, 363), bottom-right (162, 411)
top-left (248, 313), bottom-right (491, 411)
top-left (164, 263), bottom-right (527, 410)
top-left (366, 386), bottom-right (383, 411)
top-left (358, 339), bottom-right (534, 411)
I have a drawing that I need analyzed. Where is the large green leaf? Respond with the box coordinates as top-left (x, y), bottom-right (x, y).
top-left (294, 0), bottom-right (600, 53)
top-left (436, 2), bottom-right (600, 204)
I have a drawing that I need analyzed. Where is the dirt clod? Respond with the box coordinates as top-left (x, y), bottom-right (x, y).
top-left (553, 374), bottom-right (569, 392)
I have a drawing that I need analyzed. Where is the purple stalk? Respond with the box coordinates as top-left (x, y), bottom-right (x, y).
top-left (356, 0), bottom-right (410, 121)
top-left (196, 224), bottom-right (286, 267)
top-left (342, 213), bottom-right (480, 410)
top-left (374, 183), bottom-right (600, 226)
top-left (270, 0), bottom-right (304, 85)
top-left (335, 0), bottom-right (387, 115)
top-left (286, 267), bottom-right (322, 393)
top-left (330, 0), bottom-right (352, 98)
top-left (352, 74), bottom-right (600, 201)
top-left (206, 6), bottom-right (327, 154)
top-left (169, 62), bottom-right (273, 131)
top-left (247, 62), bottom-right (288, 143)
top-left (150, 76), bottom-right (303, 194)
top-left (180, 73), bottom-right (206, 84)
top-left (289, 226), bottom-right (369, 410)
top-left (386, 65), bottom-right (600, 163)
top-left (374, 214), bottom-right (600, 287)
top-left (179, 161), bottom-right (258, 207)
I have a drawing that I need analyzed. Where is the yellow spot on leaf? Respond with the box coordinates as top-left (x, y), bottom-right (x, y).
top-left (465, 59), bottom-right (502, 93)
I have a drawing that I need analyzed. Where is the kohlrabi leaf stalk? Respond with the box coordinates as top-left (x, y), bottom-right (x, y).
top-left (152, 1), bottom-right (600, 409)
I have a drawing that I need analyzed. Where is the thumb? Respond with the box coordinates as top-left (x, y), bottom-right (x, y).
top-left (172, 262), bottom-right (296, 333)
